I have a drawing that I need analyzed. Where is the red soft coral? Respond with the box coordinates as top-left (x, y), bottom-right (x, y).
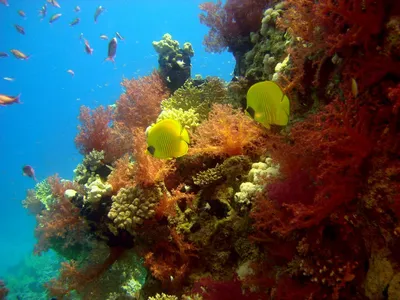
top-left (199, 0), bottom-right (268, 53)
top-left (75, 105), bottom-right (114, 155)
top-left (115, 70), bottom-right (169, 129)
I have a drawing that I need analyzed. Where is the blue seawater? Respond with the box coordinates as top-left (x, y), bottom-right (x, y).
top-left (0, 0), bottom-right (232, 284)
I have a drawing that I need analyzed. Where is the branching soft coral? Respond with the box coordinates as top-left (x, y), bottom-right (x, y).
top-left (46, 247), bottom-right (126, 298)
top-left (75, 105), bottom-right (114, 156)
top-left (107, 154), bottom-right (136, 193)
top-left (116, 70), bottom-right (169, 129)
top-left (199, 0), bottom-right (269, 53)
top-left (191, 104), bottom-right (266, 157)
top-left (47, 173), bottom-right (82, 200)
top-left (34, 197), bottom-right (88, 255)
top-left (144, 229), bottom-right (197, 290)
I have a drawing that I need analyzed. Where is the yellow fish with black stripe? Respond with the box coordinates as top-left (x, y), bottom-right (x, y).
top-left (146, 119), bottom-right (190, 159)
top-left (245, 81), bottom-right (290, 129)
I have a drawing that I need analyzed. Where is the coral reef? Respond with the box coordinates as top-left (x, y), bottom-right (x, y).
top-left (153, 33), bottom-right (195, 92)
top-left (20, 1), bottom-right (400, 298)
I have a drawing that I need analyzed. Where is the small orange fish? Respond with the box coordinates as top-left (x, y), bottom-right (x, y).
top-left (10, 49), bottom-right (30, 60)
top-left (18, 10), bottom-right (26, 18)
top-left (15, 24), bottom-right (25, 35)
top-left (84, 39), bottom-right (93, 55)
top-left (47, 0), bottom-right (60, 8)
top-left (351, 78), bottom-right (358, 98)
top-left (0, 94), bottom-right (21, 106)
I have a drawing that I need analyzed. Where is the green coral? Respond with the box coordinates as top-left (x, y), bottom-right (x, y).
top-left (148, 293), bottom-right (178, 300)
top-left (244, 2), bottom-right (291, 81)
top-left (34, 179), bottom-right (55, 209)
top-left (153, 33), bottom-right (180, 56)
top-left (161, 77), bottom-right (231, 120)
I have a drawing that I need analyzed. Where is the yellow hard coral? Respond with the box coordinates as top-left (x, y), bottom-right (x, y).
top-left (157, 107), bottom-right (200, 129)
top-left (108, 184), bottom-right (164, 234)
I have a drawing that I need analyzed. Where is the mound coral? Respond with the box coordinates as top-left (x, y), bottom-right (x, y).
top-left (108, 184), bottom-right (163, 234)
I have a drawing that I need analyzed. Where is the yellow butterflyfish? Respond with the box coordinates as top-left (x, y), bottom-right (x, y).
top-left (245, 81), bottom-right (290, 129)
top-left (146, 119), bottom-right (190, 159)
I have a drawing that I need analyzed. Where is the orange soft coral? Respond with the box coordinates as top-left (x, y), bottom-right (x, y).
top-left (191, 103), bottom-right (265, 157)
top-left (107, 154), bottom-right (135, 193)
top-left (115, 70), bottom-right (169, 130)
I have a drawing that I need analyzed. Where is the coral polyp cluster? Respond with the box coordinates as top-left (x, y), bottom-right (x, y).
top-left (20, 1), bottom-right (400, 299)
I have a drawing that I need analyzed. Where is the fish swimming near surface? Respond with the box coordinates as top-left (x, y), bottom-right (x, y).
top-left (18, 10), bottom-right (26, 18)
top-left (70, 17), bottom-right (80, 26)
top-left (0, 52), bottom-right (9, 58)
top-left (94, 6), bottom-right (104, 23)
top-left (0, 0), bottom-right (9, 6)
top-left (100, 34), bottom-right (108, 40)
top-left (74, 6), bottom-right (80, 12)
top-left (105, 37), bottom-right (117, 62)
top-left (10, 49), bottom-right (30, 60)
top-left (48, 0), bottom-right (61, 8)
top-left (49, 13), bottom-right (62, 23)
top-left (245, 80), bottom-right (290, 129)
top-left (146, 119), bottom-right (190, 159)
top-left (84, 39), bottom-right (93, 54)
top-left (14, 24), bottom-right (25, 35)
top-left (39, 4), bottom-right (47, 20)
top-left (116, 32), bottom-right (125, 41)
top-left (3, 77), bottom-right (15, 81)
top-left (67, 69), bottom-right (74, 76)
top-left (22, 165), bottom-right (37, 182)
top-left (0, 93), bottom-right (21, 106)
